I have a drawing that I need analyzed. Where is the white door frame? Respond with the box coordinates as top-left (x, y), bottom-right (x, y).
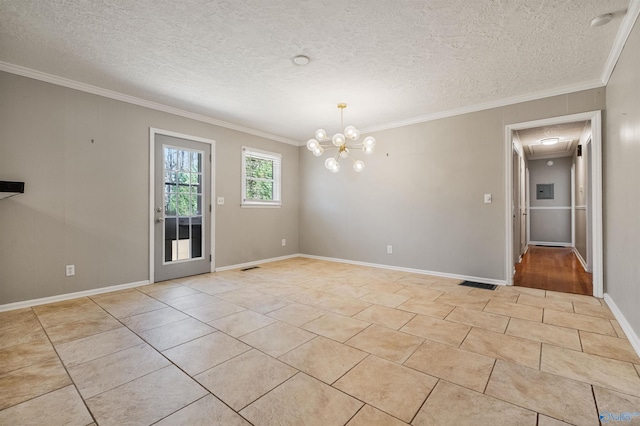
top-left (504, 111), bottom-right (603, 297)
top-left (149, 128), bottom-right (216, 283)
top-left (571, 164), bottom-right (576, 248)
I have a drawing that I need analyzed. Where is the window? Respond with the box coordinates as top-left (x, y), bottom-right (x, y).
top-left (242, 147), bottom-right (282, 207)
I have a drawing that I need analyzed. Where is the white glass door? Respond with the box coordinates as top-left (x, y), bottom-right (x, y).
top-left (153, 132), bottom-right (212, 282)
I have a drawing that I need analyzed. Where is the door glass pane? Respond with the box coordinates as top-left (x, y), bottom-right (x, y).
top-left (164, 218), bottom-right (177, 262)
top-left (194, 195), bottom-right (203, 216)
top-left (163, 146), bottom-right (204, 263)
top-left (165, 194), bottom-right (176, 216)
top-left (191, 217), bottom-right (202, 258)
top-left (178, 150), bottom-right (190, 172)
top-left (165, 149), bottom-right (177, 170)
top-left (191, 152), bottom-right (201, 172)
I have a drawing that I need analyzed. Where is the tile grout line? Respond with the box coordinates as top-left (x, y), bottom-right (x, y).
top-left (31, 305), bottom-right (99, 425)
top-left (109, 298), bottom-right (259, 425)
top-left (409, 378), bottom-right (440, 425)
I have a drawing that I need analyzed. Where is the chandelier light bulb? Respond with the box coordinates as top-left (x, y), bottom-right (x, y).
top-left (340, 148), bottom-right (350, 158)
top-left (344, 125), bottom-right (360, 140)
top-left (331, 162), bottom-right (341, 173)
top-left (315, 129), bottom-right (328, 141)
top-left (363, 136), bottom-right (376, 148)
top-left (325, 157), bottom-right (337, 170)
top-left (313, 146), bottom-right (324, 156)
top-left (332, 133), bottom-right (346, 146)
top-left (353, 160), bottom-right (365, 172)
top-left (363, 145), bottom-right (374, 155)
top-left (307, 139), bottom-right (319, 151)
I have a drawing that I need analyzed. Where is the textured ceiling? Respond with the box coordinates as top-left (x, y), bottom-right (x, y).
top-left (0, 0), bottom-right (632, 144)
top-left (516, 121), bottom-right (589, 160)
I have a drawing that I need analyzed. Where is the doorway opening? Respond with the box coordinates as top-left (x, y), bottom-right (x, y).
top-left (514, 246), bottom-right (593, 295)
top-left (505, 111), bottom-right (603, 297)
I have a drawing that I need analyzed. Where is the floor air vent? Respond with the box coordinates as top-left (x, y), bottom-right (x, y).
top-left (459, 281), bottom-right (497, 290)
top-left (241, 266), bottom-right (260, 271)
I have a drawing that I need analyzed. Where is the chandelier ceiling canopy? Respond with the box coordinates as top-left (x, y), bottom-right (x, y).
top-left (305, 104), bottom-right (376, 173)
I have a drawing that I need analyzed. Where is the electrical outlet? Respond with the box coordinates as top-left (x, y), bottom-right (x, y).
top-left (65, 265), bottom-right (75, 276)
top-left (217, 197), bottom-right (225, 205)
top-left (282, 239), bottom-right (286, 247)
top-left (387, 245), bottom-right (393, 254)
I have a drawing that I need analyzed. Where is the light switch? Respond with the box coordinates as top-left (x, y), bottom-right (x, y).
top-left (484, 194), bottom-right (492, 204)
top-left (217, 197), bottom-right (225, 205)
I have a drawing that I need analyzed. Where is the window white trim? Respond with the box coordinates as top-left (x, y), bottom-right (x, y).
top-left (241, 146), bottom-right (282, 207)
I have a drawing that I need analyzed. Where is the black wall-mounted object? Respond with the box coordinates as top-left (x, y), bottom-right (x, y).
top-left (0, 181), bottom-right (25, 200)
top-left (577, 145), bottom-right (583, 157)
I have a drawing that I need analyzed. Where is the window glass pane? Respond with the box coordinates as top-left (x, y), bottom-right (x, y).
top-left (164, 218), bottom-right (177, 262)
top-left (165, 194), bottom-right (176, 216)
top-left (178, 218), bottom-right (190, 239)
top-left (176, 193), bottom-right (191, 216)
top-left (164, 171), bottom-right (176, 184)
top-left (191, 217), bottom-right (202, 258)
top-left (177, 172), bottom-right (190, 185)
top-left (173, 218), bottom-right (190, 260)
top-left (191, 152), bottom-right (201, 173)
top-left (165, 148), bottom-right (178, 171)
top-left (246, 180), bottom-right (273, 200)
top-left (246, 157), bottom-right (273, 179)
top-left (177, 150), bottom-right (190, 172)
top-left (194, 195), bottom-right (203, 215)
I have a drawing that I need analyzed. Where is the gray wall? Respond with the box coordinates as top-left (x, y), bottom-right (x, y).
top-left (0, 61), bottom-right (615, 303)
top-left (604, 15), bottom-right (640, 338)
top-left (0, 72), bottom-right (299, 305)
top-left (300, 89), bottom-right (605, 281)
top-left (528, 157), bottom-right (572, 244)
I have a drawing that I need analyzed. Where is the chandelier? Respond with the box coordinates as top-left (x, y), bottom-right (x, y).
top-left (305, 103), bottom-right (376, 173)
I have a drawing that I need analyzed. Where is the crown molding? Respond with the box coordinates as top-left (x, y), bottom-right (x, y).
top-left (360, 79), bottom-right (605, 135)
top-left (601, 0), bottom-right (640, 84)
top-left (0, 62), bottom-right (299, 146)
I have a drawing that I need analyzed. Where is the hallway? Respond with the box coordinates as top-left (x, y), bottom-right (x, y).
top-left (515, 246), bottom-right (593, 296)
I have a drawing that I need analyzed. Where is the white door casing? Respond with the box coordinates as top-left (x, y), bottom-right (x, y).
top-left (504, 111), bottom-right (603, 297)
top-left (149, 128), bottom-right (215, 283)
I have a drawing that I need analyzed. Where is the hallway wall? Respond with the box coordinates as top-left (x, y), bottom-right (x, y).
top-left (604, 13), bottom-right (640, 340)
top-left (528, 157), bottom-right (572, 245)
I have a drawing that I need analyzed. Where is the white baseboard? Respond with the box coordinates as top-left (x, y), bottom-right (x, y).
top-left (299, 254), bottom-right (507, 286)
top-left (604, 293), bottom-right (640, 358)
top-left (0, 280), bottom-right (150, 312)
top-left (572, 247), bottom-right (589, 272)
top-left (214, 254), bottom-right (300, 272)
top-left (529, 241), bottom-right (573, 247)
top-left (0, 253), bottom-right (508, 312)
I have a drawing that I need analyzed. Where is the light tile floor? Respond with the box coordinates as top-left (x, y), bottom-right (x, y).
top-left (1, 258), bottom-right (639, 425)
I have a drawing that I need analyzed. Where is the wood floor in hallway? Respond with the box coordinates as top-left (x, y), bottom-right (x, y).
top-left (514, 245), bottom-right (593, 295)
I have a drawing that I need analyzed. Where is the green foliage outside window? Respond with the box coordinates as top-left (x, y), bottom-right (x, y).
top-left (245, 157), bottom-right (274, 200)
top-left (165, 164), bottom-right (202, 217)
